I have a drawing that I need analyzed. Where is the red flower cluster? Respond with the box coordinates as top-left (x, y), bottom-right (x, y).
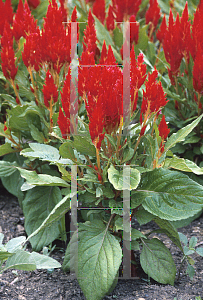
top-left (13, 0), bottom-right (38, 41)
top-left (106, 5), bottom-right (115, 32)
top-left (83, 9), bottom-right (98, 58)
top-left (130, 46), bottom-right (147, 112)
top-left (80, 42), bottom-right (123, 148)
top-left (120, 15), bottom-right (139, 58)
top-left (112, 0), bottom-right (141, 22)
top-left (140, 69), bottom-right (167, 123)
top-left (156, 14), bottom-right (166, 43)
top-left (58, 69), bottom-right (71, 139)
top-left (42, 70), bottom-right (58, 108)
top-left (158, 115), bottom-right (170, 152)
top-left (145, 0), bottom-right (161, 38)
top-left (22, 29), bottom-right (41, 72)
top-left (92, 0), bottom-right (106, 24)
top-left (28, 0), bottom-right (40, 9)
top-left (162, 3), bottom-right (192, 84)
top-left (0, 0), bottom-right (13, 36)
top-left (1, 22), bottom-right (18, 81)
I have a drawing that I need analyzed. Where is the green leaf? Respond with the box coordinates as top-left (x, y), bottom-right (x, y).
top-left (153, 217), bottom-right (183, 251)
top-left (29, 252), bottom-right (61, 269)
top-left (113, 26), bottom-right (123, 48)
top-left (29, 124), bottom-right (45, 143)
top-left (21, 143), bottom-right (60, 162)
top-left (108, 165), bottom-right (140, 190)
top-left (164, 114), bottom-right (203, 154)
top-left (0, 251), bottom-right (14, 261)
top-left (76, 220), bottom-right (122, 300)
top-left (134, 206), bottom-right (155, 225)
top-left (171, 209), bottom-right (203, 228)
top-left (0, 161), bottom-right (18, 176)
top-left (2, 250), bottom-right (36, 273)
top-left (59, 141), bottom-right (76, 161)
top-left (1, 169), bottom-right (24, 204)
top-left (72, 136), bottom-right (96, 156)
top-left (186, 264), bottom-right (195, 280)
top-left (26, 191), bottom-right (75, 243)
top-left (134, 168), bottom-right (203, 221)
top-left (140, 238), bottom-right (176, 285)
top-left (23, 186), bottom-right (63, 251)
top-left (131, 229), bottom-right (146, 240)
top-left (196, 247), bottom-right (203, 257)
top-left (189, 236), bottom-right (197, 248)
top-left (164, 156), bottom-right (203, 175)
top-left (6, 236), bottom-right (26, 253)
top-left (17, 168), bottom-right (69, 187)
top-left (0, 143), bottom-right (16, 156)
top-left (178, 232), bottom-right (188, 246)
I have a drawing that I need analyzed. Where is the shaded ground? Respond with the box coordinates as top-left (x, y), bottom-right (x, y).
top-left (0, 190), bottom-right (203, 300)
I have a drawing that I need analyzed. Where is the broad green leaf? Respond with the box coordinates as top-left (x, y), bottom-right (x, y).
top-left (186, 264), bottom-right (195, 280)
top-left (17, 168), bottom-right (69, 187)
top-left (164, 156), bottom-right (203, 175)
top-left (29, 124), bottom-right (45, 143)
top-left (178, 232), bottom-right (188, 246)
top-left (0, 143), bottom-right (16, 156)
top-left (196, 247), bottom-right (203, 257)
top-left (163, 114), bottom-right (203, 154)
top-left (2, 250), bottom-right (36, 273)
top-left (134, 168), bottom-right (203, 221)
top-left (131, 229), bottom-right (146, 240)
top-left (140, 238), bottom-right (176, 285)
top-left (21, 143), bottom-right (60, 162)
top-left (189, 236), bottom-right (197, 248)
top-left (23, 186), bottom-right (63, 251)
top-left (0, 161), bottom-right (17, 176)
top-left (72, 136), bottom-right (96, 156)
top-left (27, 191), bottom-right (75, 243)
top-left (1, 169), bottom-right (24, 205)
top-left (153, 217), bottom-right (183, 251)
top-left (76, 220), bottom-right (122, 300)
top-left (29, 252), bottom-right (61, 269)
top-left (6, 236), bottom-right (26, 253)
top-left (108, 165), bottom-right (140, 190)
top-left (171, 209), bottom-right (203, 228)
top-left (0, 251), bottom-right (14, 261)
top-left (59, 141), bottom-right (76, 161)
top-left (134, 206), bottom-right (155, 225)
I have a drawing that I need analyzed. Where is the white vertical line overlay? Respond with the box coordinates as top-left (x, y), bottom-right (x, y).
top-left (123, 21), bottom-right (131, 136)
top-left (70, 22), bottom-right (78, 135)
top-left (122, 165), bottom-right (131, 278)
top-left (70, 165), bottom-right (78, 274)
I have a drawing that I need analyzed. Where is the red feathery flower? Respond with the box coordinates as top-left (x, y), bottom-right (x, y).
top-left (120, 16), bottom-right (139, 58)
top-left (60, 69), bottom-right (71, 118)
top-left (193, 45), bottom-right (203, 94)
top-left (92, 0), bottom-right (106, 24)
top-left (145, 0), bottom-right (161, 36)
top-left (156, 14), bottom-right (167, 43)
top-left (130, 47), bottom-right (147, 112)
top-left (112, 0), bottom-right (141, 22)
top-left (106, 5), bottom-right (115, 31)
top-left (58, 107), bottom-right (70, 139)
top-left (28, 0), bottom-right (40, 9)
top-left (162, 10), bottom-right (183, 84)
top-left (22, 29), bottom-right (41, 72)
top-left (42, 70), bottom-right (58, 108)
top-left (179, 2), bottom-right (192, 63)
top-left (141, 69), bottom-right (168, 119)
top-left (190, 2), bottom-right (203, 60)
top-left (1, 22), bottom-right (18, 81)
top-left (13, 0), bottom-right (38, 41)
top-left (83, 9), bottom-right (98, 56)
top-left (158, 115), bottom-right (170, 140)
top-left (40, 0), bottom-right (71, 73)
top-left (0, 0), bottom-right (13, 36)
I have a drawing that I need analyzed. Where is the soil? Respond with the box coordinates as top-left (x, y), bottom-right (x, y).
top-left (0, 188), bottom-right (203, 300)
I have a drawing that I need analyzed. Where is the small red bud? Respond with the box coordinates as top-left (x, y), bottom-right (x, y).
top-left (16, 97), bottom-right (20, 105)
top-left (3, 123), bottom-right (7, 132)
top-left (16, 84), bottom-right (19, 90)
top-left (98, 174), bottom-right (102, 181)
top-left (30, 86), bottom-right (35, 93)
top-left (94, 166), bottom-right (98, 171)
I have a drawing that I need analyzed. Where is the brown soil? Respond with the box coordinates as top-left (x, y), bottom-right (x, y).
top-left (0, 189), bottom-right (203, 300)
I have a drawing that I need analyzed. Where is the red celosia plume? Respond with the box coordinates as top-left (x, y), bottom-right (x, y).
top-left (42, 70), bottom-right (58, 108)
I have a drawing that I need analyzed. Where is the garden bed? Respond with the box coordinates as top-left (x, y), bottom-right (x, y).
top-left (0, 190), bottom-right (203, 300)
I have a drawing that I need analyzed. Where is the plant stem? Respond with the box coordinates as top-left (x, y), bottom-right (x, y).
top-left (116, 116), bottom-right (123, 158)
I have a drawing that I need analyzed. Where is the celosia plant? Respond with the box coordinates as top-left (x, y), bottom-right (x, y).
top-left (0, 1), bottom-right (203, 300)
